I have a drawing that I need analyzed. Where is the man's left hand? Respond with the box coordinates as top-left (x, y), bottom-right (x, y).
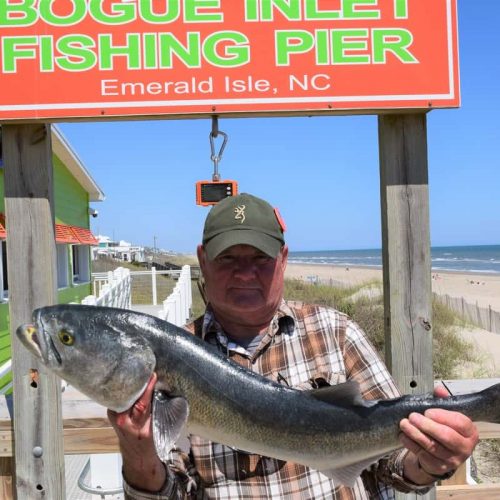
top-left (399, 386), bottom-right (479, 484)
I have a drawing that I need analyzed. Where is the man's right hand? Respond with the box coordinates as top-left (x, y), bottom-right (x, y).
top-left (108, 372), bottom-right (167, 492)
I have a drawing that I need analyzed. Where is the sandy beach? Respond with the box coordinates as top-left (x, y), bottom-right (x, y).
top-left (286, 263), bottom-right (500, 312)
top-left (285, 263), bottom-right (500, 376)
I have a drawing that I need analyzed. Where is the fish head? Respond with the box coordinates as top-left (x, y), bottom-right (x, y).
top-left (16, 304), bottom-right (156, 412)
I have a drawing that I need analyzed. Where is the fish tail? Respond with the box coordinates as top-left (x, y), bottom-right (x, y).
top-left (477, 382), bottom-right (500, 423)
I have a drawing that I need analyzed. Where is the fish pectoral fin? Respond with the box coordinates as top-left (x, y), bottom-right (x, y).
top-left (309, 380), bottom-right (378, 408)
top-left (152, 391), bottom-right (189, 462)
top-left (318, 455), bottom-right (384, 487)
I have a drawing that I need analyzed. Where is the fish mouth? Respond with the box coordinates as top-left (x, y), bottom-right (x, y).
top-left (16, 323), bottom-right (43, 358)
top-left (16, 312), bottom-right (62, 366)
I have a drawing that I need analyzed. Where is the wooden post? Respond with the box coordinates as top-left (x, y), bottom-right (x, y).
top-left (3, 124), bottom-right (66, 498)
top-left (379, 114), bottom-right (434, 500)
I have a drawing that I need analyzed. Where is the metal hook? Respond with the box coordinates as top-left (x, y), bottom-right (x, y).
top-left (211, 115), bottom-right (219, 137)
top-left (209, 116), bottom-right (228, 181)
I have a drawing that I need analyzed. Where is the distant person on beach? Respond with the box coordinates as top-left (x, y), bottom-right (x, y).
top-left (109, 193), bottom-right (478, 499)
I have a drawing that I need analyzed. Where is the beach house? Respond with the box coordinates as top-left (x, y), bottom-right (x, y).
top-left (93, 235), bottom-right (146, 263)
top-left (0, 126), bottom-right (104, 394)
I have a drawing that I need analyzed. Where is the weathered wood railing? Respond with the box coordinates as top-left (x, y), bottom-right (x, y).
top-left (1, 378), bottom-right (499, 498)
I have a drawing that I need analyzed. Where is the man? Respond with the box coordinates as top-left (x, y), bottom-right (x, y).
top-left (109, 193), bottom-right (478, 499)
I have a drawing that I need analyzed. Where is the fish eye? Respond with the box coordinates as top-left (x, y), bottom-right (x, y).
top-left (58, 330), bottom-right (74, 346)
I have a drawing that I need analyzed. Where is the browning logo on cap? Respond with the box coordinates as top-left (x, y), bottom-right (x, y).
top-left (202, 193), bottom-right (285, 260)
top-left (234, 205), bottom-right (246, 224)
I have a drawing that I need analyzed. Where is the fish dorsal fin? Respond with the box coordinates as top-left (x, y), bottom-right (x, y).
top-left (308, 380), bottom-right (377, 408)
top-left (319, 453), bottom-right (389, 487)
top-left (152, 391), bottom-right (189, 461)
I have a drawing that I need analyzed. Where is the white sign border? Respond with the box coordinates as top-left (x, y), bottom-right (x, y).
top-left (0, 0), bottom-right (457, 113)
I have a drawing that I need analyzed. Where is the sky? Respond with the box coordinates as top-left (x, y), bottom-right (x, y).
top-left (58, 0), bottom-right (500, 254)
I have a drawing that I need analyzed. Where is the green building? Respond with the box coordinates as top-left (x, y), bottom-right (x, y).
top-left (0, 126), bottom-right (104, 394)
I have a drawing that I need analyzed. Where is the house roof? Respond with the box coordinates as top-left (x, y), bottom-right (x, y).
top-left (51, 125), bottom-right (105, 202)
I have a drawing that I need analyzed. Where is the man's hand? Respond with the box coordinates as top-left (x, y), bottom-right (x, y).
top-left (399, 386), bottom-right (479, 485)
top-left (108, 373), bottom-right (167, 492)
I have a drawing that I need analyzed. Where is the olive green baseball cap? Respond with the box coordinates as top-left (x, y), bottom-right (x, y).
top-left (202, 193), bottom-right (286, 260)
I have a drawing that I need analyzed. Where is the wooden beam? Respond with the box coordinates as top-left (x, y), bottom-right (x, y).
top-left (379, 113), bottom-right (434, 500)
top-left (3, 124), bottom-right (66, 498)
top-left (437, 484), bottom-right (500, 499)
top-left (0, 422), bottom-right (118, 457)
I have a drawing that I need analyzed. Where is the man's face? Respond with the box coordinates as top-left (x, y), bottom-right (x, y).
top-left (198, 244), bottom-right (288, 329)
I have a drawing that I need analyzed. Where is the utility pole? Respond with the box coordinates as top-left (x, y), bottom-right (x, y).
top-left (153, 235), bottom-right (157, 254)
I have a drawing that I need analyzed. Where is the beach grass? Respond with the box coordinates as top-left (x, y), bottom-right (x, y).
top-left (284, 278), bottom-right (478, 379)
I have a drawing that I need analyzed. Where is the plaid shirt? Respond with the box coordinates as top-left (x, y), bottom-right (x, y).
top-left (125, 301), bottom-right (433, 499)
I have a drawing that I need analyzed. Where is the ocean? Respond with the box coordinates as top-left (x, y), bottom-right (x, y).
top-left (288, 245), bottom-right (500, 275)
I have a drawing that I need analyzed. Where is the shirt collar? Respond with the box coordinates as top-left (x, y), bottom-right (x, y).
top-left (201, 300), bottom-right (296, 356)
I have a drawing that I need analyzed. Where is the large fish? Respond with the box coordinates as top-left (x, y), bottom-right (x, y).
top-left (16, 304), bottom-right (500, 486)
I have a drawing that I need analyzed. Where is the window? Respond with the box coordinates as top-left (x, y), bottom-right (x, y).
top-left (57, 244), bottom-right (69, 289)
top-left (72, 245), bottom-right (90, 283)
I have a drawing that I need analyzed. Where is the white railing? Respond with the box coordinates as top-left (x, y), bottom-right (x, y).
top-left (83, 267), bottom-right (131, 309)
top-left (0, 360), bottom-right (12, 395)
top-left (158, 265), bottom-right (192, 326)
top-left (129, 268), bottom-right (183, 306)
top-left (91, 265), bottom-right (193, 325)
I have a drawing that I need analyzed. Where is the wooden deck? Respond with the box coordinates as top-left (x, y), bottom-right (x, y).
top-left (0, 387), bottom-right (122, 499)
top-left (0, 379), bottom-right (499, 498)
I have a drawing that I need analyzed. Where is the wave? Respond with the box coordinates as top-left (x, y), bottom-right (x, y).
top-left (289, 246), bottom-right (500, 274)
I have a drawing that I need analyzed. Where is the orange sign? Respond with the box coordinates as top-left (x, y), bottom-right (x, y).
top-left (0, 0), bottom-right (459, 121)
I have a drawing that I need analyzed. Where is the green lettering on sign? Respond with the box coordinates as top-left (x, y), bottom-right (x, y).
top-left (315, 30), bottom-right (330, 65)
top-left (56, 35), bottom-right (97, 71)
top-left (0, 0), bottom-right (37, 26)
top-left (261, 0), bottom-right (301, 21)
top-left (143, 33), bottom-right (158, 68)
top-left (140, 0), bottom-right (180, 23)
top-left (394, 0), bottom-right (409, 18)
top-left (245, 0), bottom-right (259, 21)
top-left (2, 36), bottom-right (37, 72)
top-left (332, 30), bottom-right (370, 63)
top-left (39, 35), bottom-right (54, 71)
top-left (89, 0), bottom-right (135, 24)
top-left (158, 33), bottom-right (201, 68)
top-left (203, 32), bottom-right (250, 67)
top-left (373, 29), bottom-right (417, 63)
top-left (342, 0), bottom-right (379, 19)
top-left (275, 30), bottom-right (314, 66)
top-left (184, 0), bottom-right (223, 22)
top-left (39, 0), bottom-right (86, 26)
top-left (99, 34), bottom-right (141, 69)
